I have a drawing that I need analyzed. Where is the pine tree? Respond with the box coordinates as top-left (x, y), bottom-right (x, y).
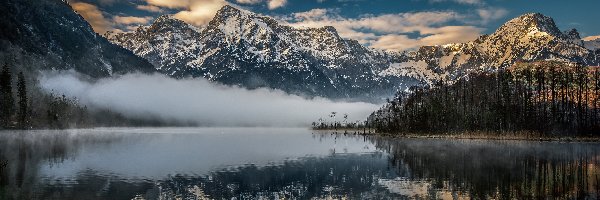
top-left (17, 72), bottom-right (28, 129)
top-left (0, 64), bottom-right (13, 128)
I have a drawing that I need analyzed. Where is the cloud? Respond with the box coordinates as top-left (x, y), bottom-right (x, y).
top-left (236, 0), bottom-right (263, 4)
top-left (143, 0), bottom-right (226, 27)
top-left (293, 8), bottom-right (329, 20)
top-left (144, 0), bottom-right (287, 27)
top-left (370, 26), bottom-right (483, 51)
top-left (284, 9), bottom-right (484, 51)
top-left (114, 16), bottom-right (154, 25)
top-left (476, 8), bottom-right (508, 24)
top-left (136, 5), bottom-right (164, 13)
top-left (172, 0), bottom-right (228, 26)
top-left (268, 0), bottom-right (287, 10)
top-left (71, 2), bottom-right (112, 34)
top-left (39, 72), bottom-right (380, 127)
top-left (583, 35), bottom-right (600, 41)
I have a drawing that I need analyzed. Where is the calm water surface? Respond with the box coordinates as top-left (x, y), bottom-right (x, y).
top-left (0, 128), bottom-right (598, 199)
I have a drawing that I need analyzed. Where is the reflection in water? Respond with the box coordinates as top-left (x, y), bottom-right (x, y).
top-left (373, 138), bottom-right (600, 199)
top-left (0, 128), bottom-right (598, 199)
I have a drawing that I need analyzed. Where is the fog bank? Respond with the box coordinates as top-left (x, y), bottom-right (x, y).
top-left (39, 72), bottom-right (380, 127)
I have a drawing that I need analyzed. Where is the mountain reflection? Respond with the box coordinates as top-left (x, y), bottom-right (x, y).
top-left (0, 129), bottom-right (598, 199)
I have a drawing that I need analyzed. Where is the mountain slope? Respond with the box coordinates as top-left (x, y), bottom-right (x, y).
top-left (0, 0), bottom-right (155, 77)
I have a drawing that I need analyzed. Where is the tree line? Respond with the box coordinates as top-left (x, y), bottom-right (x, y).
top-left (0, 64), bottom-right (30, 129)
top-left (369, 61), bottom-right (600, 136)
top-left (0, 63), bottom-right (184, 130)
top-left (0, 63), bottom-right (94, 129)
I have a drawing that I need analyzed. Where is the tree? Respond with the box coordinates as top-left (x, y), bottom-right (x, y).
top-left (17, 72), bottom-right (28, 128)
top-left (0, 64), bottom-right (13, 128)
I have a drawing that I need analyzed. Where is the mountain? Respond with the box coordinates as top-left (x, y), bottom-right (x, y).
top-left (390, 13), bottom-right (600, 81)
top-left (107, 5), bottom-right (417, 102)
top-left (0, 0), bottom-right (155, 77)
top-left (107, 7), bottom-right (600, 101)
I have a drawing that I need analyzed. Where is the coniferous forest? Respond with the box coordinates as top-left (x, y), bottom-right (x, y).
top-left (369, 61), bottom-right (600, 136)
top-left (0, 63), bottom-right (180, 130)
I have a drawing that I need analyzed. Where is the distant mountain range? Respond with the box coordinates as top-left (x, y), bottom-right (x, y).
top-left (1, 1), bottom-right (599, 102)
top-left (107, 6), bottom-right (599, 102)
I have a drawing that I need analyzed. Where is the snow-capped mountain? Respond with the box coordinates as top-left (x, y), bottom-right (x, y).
top-left (107, 5), bottom-right (416, 102)
top-left (0, 0), bottom-right (154, 77)
top-left (107, 7), bottom-right (599, 101)
top-left (392, 13), bottom-right (600, 81)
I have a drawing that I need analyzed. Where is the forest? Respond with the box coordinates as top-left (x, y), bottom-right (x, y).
top-left (368, 61), bottom-right (600, 136)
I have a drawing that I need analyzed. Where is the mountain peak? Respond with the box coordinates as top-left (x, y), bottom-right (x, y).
top-left (215, 5), bottom-right (250, 19)
top-left (147, 15), bottom-right (201, 34)
top-left (219, 5), bottom-right (240, 13)
top-left (152, 15), bottom-right (187, 27)
top-left (497, 13), bottom-right (562, 37)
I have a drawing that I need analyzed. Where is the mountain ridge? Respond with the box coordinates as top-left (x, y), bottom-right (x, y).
top-left (106, 7), bottom-right (600, 101)
top-left (108, 5), bottom-right (412, 102)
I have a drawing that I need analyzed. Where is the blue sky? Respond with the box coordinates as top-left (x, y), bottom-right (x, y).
top-left (69, 0), bottom-right (600, 50)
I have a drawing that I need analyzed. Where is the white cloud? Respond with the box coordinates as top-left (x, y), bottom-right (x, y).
top-left (143, 0), bottom-right (287, 26)
top-left (268, 0), bottom-right (287, 10)
top-left (370, 26), bottom-right (482, 51)
top-left (172, 0), bottom-right (228, 26)
top-left (477, 8), bottom-right (508, 24)
top-left (293, 8), bottom-right (329, 20)
top-left (583, 35), bottom-right (600, 41)
top-left (236, 0), bottom-right (263, 4)
top-left (114, 16), bottom-right (154, 25)
top-left (284, 9), bottom-right (484, 51)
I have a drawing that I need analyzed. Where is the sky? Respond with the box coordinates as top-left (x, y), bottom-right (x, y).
top-left (68, 0), bottom-right (600, 51)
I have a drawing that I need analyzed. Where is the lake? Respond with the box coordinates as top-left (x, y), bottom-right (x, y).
top-left (0, 128), bottom-right (598, 199)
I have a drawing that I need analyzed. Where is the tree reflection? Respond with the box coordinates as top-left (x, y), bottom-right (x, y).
top-left (0, 130), bottom-right (125, 199)
top-left (371, 137), bottom-right (600, 199)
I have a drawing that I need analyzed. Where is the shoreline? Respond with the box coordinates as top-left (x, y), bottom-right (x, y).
top-left (311, 129), bottom-right (600, 143)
